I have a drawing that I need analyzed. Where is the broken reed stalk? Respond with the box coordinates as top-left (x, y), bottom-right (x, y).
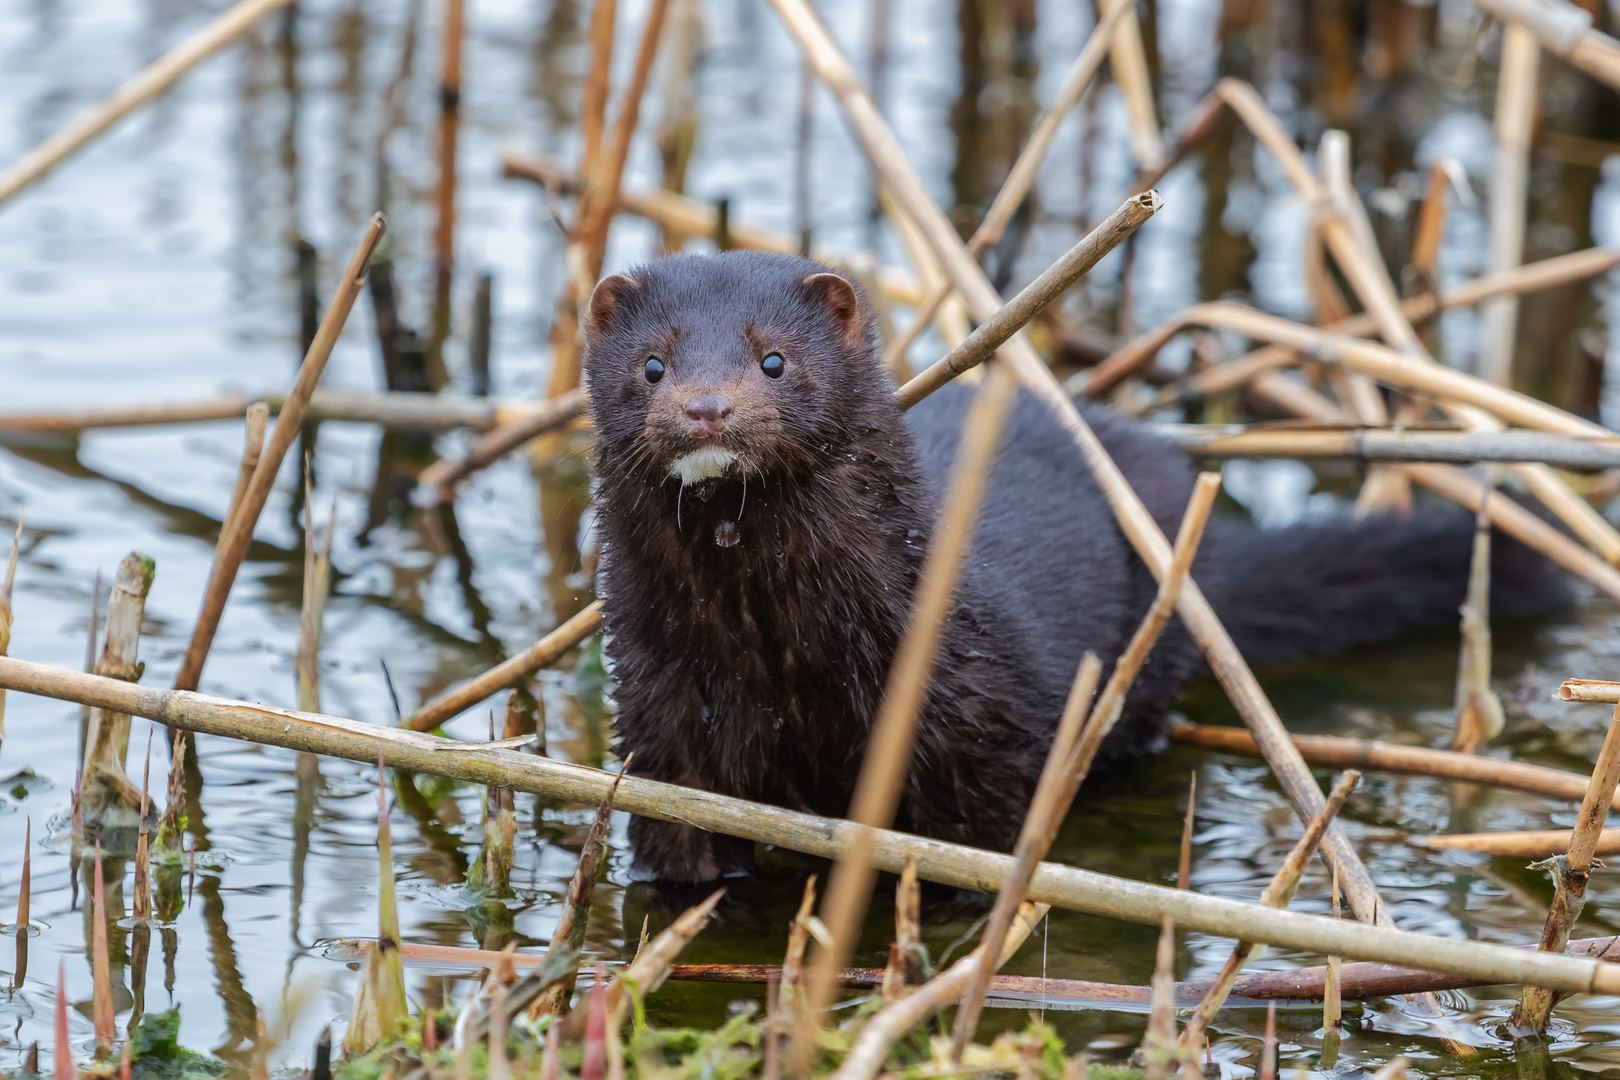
top-left (1119, 247), bottom-right (1620, 407)
top-left (296, 479), bottom-right (337, 714)
top-left (0, 514), bottom-right (20, 748)
top-left (594, 888), bottom-right (724, 1031)
top-left (794, 361), bottom-right (1018, 1068)
top-left (91, 842), bottom-right (114, 1049)
top-left (0, 390), bottom-right (538, 436)
top-left (1452, 476), bottom-right (1503, 752)
top-left (16, 656), bottom-right (1620, 996)
top-left (0, 0), bottom-right (296, 209)
top-left (1410, 826), bottom-right (1620, 858)
top-left (18, 817), bottom-right (30, 929)
top-left (174, 214), bottom-right (385, 693)
top-left (832, 902), bottom-right (1050, 1080)
top-left (1141, 914), bottom-right (1181, 1080)
top-left (882, 0), bottom-right (1133, 367)
top-left (1177, 771), bottom-right (1362, 1056)
top-left (82, 553), bottom-right (155, 812)
top-left (1480, 22), bottom-right (1539, 387)
top-left (953, 471), bottom-right (1221, 1053)
top-left (1097, 301), bottom-right (1620, 590)
top-left (225, 404), bottom-right (270, 534)
top-left (1472, 0), bottom-right (1620, 96)
top-left (1510, 705), bottom-right (1620, 1035)
top-left (134, 745), bottom-right (151, 922)
top-left (573, 0), bottom-right (672, 282)
top-left (506, 158), bottom-right (934, 320)
top-left (345, 756), bottom-right (408, 1053)
top-left (896, 192), bottom-right (1164, 408)
top-left (415, 388), bottom-right (587, 499)
top-left (433, 0), bottom-right (466, 278)
top-left (541, 0), bottom-right (619, 406)
top-left (409, 601), bottom-right (603, 730)
top-left (1204, 79), bottom-right (1620, 565)
top-left (1558, 679), bottom-right (1620, 702)
top-left (765, 0), bottom-right (1407, 936)
top-left (1169, 723), bottom-right (1606, 801)
top-left (1152, 423), bottom-right (1620, 471)
top-left (949, 654), bottom-right (1103, 1058)
top-left (531, 773), bottom-right (623, 1020)
top-left (1116, 302), bottom-right (1614, 443)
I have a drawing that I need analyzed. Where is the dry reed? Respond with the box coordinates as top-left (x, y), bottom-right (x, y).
top-left (1510, 705), bottom-right (1620, 1034)
top-left (408, 600), bottom-right (603, 730)
top-left (9, 655), bottom-right (1620, 995)
top-left (1481, 23), bottom-right (1540, 386)
top-left (1176, 772), bottom-right (1361, 1057)
top-left (175, 214), bottom-right (386, 692)
top-left (794, 361), bottom-right (1017, 1068)
top-left (763, 0), bottom-right (1396, 940)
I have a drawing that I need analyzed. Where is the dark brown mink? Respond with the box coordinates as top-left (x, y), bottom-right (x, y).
top-left (581, 250), bottom-right (1570, 884)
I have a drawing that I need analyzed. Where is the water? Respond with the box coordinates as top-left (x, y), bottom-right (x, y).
top-left (3, 0), bottom-right (1620, 1071)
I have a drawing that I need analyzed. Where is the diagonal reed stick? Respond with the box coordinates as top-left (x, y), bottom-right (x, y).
top-left (763, 0), bottom-right (1396, 948)
top-left (791, 360), bottom-right (1017, 1069)
top-left (948, 654), bottom-right (1102, 1056)
top-left (1509, 705), bottom-right (1620, 1035)
top-left (1170, 722), bottom-right (1607, 802)
top-left (174, 214), bottom-right (385, 692)
top-left (7, 653), bottom-right (1620, 997)
top-left (884, 0), bottom-right (1132, 367)
top-left (0, 0), bottom-right (296, 210)
top-left (1177, 771), bottom-right (1362, 1057)
top-left (951, 471), bottom-right (1221, 1055)
top-left (408, 601), bottom-right (603, 730)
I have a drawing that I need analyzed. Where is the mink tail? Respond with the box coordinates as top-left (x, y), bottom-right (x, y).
top-left (1198, 508), bottom-right (1575, 664)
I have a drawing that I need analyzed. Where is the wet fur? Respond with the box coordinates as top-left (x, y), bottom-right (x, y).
top-left (584, 250), bottom-right (1570, 883)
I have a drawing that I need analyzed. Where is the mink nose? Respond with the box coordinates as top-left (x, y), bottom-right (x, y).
top-left (684, 394), bottom-right (733, 438)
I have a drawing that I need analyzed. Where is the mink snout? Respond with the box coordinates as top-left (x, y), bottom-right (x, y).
top-left (682, 393), bottom-right (733, 438)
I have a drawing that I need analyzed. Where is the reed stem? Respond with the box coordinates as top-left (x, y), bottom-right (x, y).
top-left (175, 215), bottom-right (385, 692)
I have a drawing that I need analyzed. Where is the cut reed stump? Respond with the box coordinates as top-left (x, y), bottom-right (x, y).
top-left (5, 655), bottom-right (1620, 997)
top-left (81, 553), bottom-right (155, 822)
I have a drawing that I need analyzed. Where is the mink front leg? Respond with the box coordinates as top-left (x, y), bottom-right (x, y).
top-left (614, 667), bottom-right (759, 882)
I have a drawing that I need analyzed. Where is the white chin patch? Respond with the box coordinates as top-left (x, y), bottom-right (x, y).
top-left (668, 446), bottom-right (740, 485)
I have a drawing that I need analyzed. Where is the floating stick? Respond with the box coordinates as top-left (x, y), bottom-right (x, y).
top-left (1473, 0), bottom-right (1620, 94)
top-left (1152, 423), bottom-right (1620, 471)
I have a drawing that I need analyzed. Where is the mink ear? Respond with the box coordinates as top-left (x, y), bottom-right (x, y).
top-left (801, 272), bottom-right (867, 349)
top-left (586, 274), bottom-right (639, 339)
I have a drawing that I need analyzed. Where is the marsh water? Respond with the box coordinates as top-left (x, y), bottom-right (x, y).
top-left (5, 0), bottom-right (1620, 1072)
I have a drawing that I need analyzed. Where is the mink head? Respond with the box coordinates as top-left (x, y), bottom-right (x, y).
top-left (582, 251), bottom-right (891, 491)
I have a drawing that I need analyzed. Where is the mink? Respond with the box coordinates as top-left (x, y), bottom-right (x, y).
top-left (581, 249), bottom-right (1571, 883)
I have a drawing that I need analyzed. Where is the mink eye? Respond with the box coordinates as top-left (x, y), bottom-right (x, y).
top-left (643, 357), bottom-right (665, 384)
top-left (760, 353), bottom-right (785, 379)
